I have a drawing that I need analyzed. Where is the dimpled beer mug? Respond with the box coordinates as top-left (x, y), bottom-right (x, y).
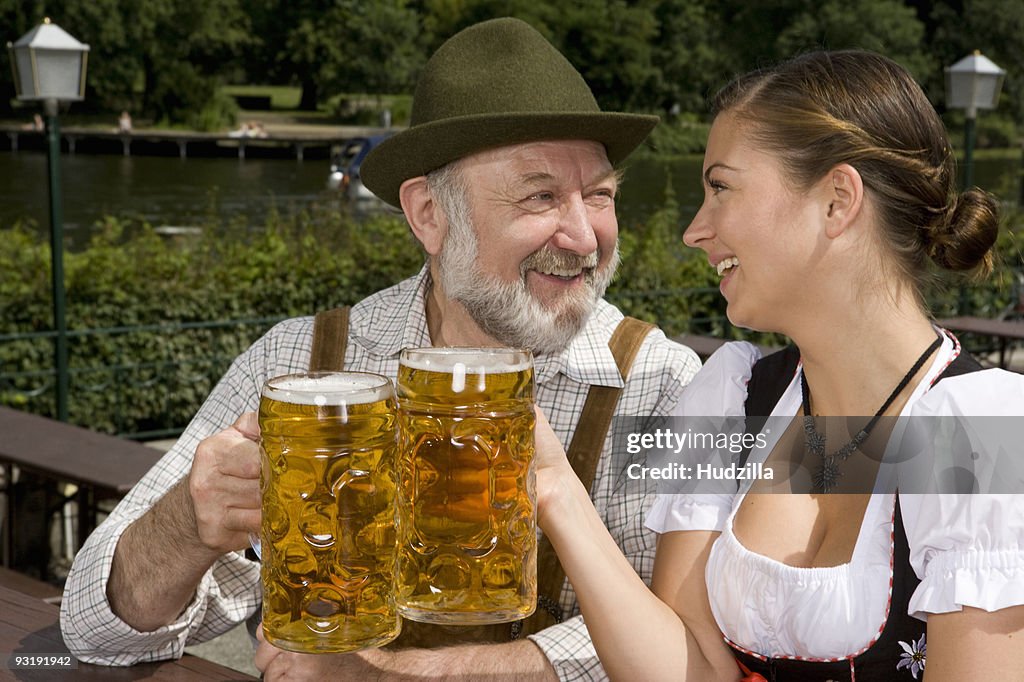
top-left (396, 347), bottom-right (537, 624)
top-left (259, 371), bottom-right (400, 653)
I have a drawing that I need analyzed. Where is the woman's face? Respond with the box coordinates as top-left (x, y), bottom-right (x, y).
top-left (684, 112), bottom-right (824, 332)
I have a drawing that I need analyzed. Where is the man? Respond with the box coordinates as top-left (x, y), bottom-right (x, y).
top-left (61, 17), bottom-right (700, 680)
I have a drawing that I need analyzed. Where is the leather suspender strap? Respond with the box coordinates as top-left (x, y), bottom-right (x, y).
top-left (516, 316), bottom-right (655, 638)
top-left (565, 316), bottom-right (656, 492)
top-left (308, 306), bottom-right (350, 371)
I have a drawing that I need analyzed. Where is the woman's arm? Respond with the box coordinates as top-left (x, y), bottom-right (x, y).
top-left (923, 605), bottom-right (1024, 680)
top-left (535, 410), bottom-right (739, 681)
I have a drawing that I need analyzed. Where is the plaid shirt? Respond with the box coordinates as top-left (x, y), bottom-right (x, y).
top-left (61, 265), bottom-right (700, 679)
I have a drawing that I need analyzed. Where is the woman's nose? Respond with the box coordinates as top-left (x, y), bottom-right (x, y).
top-left (683, 204), bottom-right (713, 249)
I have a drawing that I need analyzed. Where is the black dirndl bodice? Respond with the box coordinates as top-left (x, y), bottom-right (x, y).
top-left (729, 342), bottom-right (980, 681)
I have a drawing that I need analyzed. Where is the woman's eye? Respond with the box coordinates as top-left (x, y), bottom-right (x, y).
top-left (708, 179), bottom-right (727, 194)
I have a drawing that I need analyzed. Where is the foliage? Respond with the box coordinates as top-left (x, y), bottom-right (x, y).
top-left (775, 0), bottom-right (930, 79)
top-left (0, 205), bottom-right (424, 435)
top-left (643, 115), bottom-right (712, 157)
top-left (187, 89), bottom-right (239, 132)
top-left (3, 1), bottom-right (1024, 143)
top-left (0, 0), bottom-right (251, 126)
top-left (241, 0), bottom-right (422, 111)
top-left (324, 1), bottom-right (423, 100)
top-left (650, 0), bottom-right (734, 113)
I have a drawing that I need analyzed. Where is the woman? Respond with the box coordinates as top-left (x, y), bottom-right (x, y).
top-left (536, 50), bottom-right (1024, 681)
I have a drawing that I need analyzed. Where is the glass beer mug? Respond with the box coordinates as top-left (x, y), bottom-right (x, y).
top-left (258, 371), bottom-right (401, 653)
top-left (396, 347), bottom-right (537, 624)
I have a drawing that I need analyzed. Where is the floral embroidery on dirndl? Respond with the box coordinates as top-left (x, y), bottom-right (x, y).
top-left (896, 633), bottom-right (926, 679)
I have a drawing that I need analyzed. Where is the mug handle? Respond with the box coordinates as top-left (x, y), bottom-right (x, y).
top-left (248, 532), bottom-right (262, 560)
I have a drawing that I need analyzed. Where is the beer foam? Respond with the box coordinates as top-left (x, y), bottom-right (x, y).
top-left (263, 373), bottom-right (391, 406)
top-left (400, 348), bottom-right (532, 374)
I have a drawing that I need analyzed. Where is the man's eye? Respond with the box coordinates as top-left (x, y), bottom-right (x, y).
top-left (587, 189), bottom-right (615, 206)
top-left (527, 192), bottom-right (555, 202)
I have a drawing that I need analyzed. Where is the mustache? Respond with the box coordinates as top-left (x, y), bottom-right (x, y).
top-left (520, 247), bottom-right (599, 276)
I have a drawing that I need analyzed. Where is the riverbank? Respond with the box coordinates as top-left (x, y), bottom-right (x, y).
top-left (0, 111), bottom-right (393, 160)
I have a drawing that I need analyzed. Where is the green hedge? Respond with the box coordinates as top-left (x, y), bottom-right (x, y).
top-left (1, 199), bottom-right (1019, 436)
top-left (0, 204), bottom-right (425, 435)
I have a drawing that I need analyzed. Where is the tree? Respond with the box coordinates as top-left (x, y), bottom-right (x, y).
top-left (124, 0), bottom-right (251, 125)
top-left (275, 0), bottom-right (342, 110)
top-left (551, 0), bottom-right (661, 112)
top-left (650, 0), bottom-right (734, 114)
top-left (1, 0), bottom-right (250, 126)
top-left (776, 0), bottom-right (930, 79)
top-left (324, 0), bottom-right (423, 101)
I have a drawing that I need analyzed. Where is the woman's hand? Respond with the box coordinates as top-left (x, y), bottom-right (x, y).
top-left (533, 406), bottom-right (581, 530)
top-left (533, 405), bottom-right (569, 471)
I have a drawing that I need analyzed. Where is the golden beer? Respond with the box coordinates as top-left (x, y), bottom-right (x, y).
top-left (259, 372), bottom-right (400, 653)
top-left (396, 348), bottom-right (536, 624)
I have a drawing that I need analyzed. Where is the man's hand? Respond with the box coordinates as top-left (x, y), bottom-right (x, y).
top-left (255, 625), bottom-right (385, 680)
top-left (107, 413), bottom-right (262, 631)
top-left (188, 412), bottom-right (262, 552)
top-left (255, 625), bottom-right (558, 681)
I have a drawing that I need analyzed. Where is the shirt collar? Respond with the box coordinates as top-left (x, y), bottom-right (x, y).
top-left (533, 300), bottom-right (625, 389)
top-left (349, 263), bottom-right (433, 359)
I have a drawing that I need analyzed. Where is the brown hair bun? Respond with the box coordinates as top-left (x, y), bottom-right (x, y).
top-left (928, 188), bottom-right (999, 274)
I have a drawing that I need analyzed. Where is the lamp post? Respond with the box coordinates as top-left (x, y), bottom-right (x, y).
top-left (8, 18), bottom-right (89, 422)
top-left (945, 51), bottom-right (1005, 191)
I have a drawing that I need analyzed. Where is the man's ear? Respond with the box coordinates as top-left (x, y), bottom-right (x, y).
top-left (823, 163), bottom-right (865, 240)
top-left (400, 176), bottom-right (447, 256)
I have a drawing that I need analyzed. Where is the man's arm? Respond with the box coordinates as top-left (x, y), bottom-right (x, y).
top-left (108, 413), bottom-right (262, 630)
top-left (255, 627), bottom-right (557, 681)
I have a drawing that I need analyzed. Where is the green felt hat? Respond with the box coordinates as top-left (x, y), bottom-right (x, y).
top-left (360, 17), bottom-right (659, 207)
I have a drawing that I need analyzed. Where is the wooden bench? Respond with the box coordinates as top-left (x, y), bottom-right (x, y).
top-left (674, 333), bottom-right (781, 360)
top-left (674, 333), bottom-right (730, 359)
top-left (0, 407), bottom-right (164, 575)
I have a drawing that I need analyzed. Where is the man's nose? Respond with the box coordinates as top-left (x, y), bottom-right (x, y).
top-left (551, 194), bottom-right (599, 255)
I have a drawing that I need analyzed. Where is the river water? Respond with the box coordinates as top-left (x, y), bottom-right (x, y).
top-left (1, 150), bottom-right (1019, 247)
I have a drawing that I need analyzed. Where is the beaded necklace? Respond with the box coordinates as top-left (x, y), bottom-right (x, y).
top-left (801, 335), bottom-right (942, 492)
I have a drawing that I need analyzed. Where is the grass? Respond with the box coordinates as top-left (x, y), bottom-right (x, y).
top-left (221, 85), bottom-right (303, 110)
top-left (218, 86), bottom-right (413, 125)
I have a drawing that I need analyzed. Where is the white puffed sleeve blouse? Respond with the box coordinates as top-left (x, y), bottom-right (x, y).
top-left (646, 335), bottom-right (1024, 659)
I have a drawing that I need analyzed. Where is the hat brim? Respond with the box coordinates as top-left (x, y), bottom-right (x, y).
top-left (360, 112), bottom-right (659, 208)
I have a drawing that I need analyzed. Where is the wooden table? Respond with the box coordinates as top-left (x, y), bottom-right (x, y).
top-left (938, 316), bottom-right (1024, 369)
top-left (0, 407), bottom-right (164, 570)
top-left (0, 583), bottom-right (256, 680)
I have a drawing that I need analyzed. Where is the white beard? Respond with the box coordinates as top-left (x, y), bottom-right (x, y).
top-left (436, 210), bottom-right (618, 355)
